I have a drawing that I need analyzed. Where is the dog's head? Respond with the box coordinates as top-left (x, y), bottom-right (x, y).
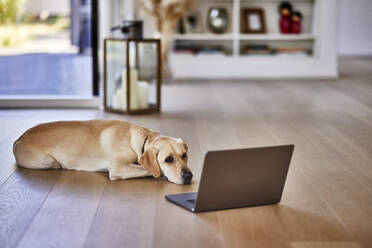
top-left (139, 134), bottom-right (192, 184)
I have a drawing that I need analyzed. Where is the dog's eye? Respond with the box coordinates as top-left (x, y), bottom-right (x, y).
top-left (182, 153), bottom-right (187, 160)
top-left (165, 156), bottom-right (174, 163)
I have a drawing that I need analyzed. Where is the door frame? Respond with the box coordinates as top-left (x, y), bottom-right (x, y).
top-left (92, 0), bottom-right (99, 97)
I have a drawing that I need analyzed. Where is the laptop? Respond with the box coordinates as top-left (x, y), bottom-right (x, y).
top-left (165, 144), bottom-right (294, 212)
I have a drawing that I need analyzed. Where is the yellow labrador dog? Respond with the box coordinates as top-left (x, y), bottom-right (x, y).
top-left (13, 120), bottom-right (193, 184)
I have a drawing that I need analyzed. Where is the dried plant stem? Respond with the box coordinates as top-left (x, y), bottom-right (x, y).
top-left (139, 0), bottom-right (194, 78)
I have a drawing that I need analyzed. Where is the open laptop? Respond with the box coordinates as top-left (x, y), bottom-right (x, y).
top-left (165, 144), bottom-right (294, 212)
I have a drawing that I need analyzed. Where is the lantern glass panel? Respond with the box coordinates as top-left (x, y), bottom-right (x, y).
top-left (105, 40), bottom-right (127, 111)
top-left (128, 41), bottom-right (159, 111)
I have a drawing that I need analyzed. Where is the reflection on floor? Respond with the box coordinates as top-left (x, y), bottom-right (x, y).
top-left (0, 53), bottom-right (92, 95)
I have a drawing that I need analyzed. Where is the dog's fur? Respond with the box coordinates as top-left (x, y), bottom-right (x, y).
top-left (13, 120), bottom-right (192, 184)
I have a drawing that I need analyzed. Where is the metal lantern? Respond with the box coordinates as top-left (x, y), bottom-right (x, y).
top-left (104, 38), bottom-right (161, 114)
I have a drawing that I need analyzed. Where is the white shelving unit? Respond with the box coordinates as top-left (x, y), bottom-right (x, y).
top-left (169, 0), bottom-right (338, 79)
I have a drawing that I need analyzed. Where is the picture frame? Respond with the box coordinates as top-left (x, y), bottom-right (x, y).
top-left (241, 8), bottom-right (266, 34)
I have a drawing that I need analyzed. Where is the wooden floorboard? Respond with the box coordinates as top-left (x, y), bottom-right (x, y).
top-left (0, 169), bottom-right (62, 248)
top-left (17, 171), bottom-right (106, 248)
top-left (83, 178), bottom-right (158, 248)
top-left (0, 57), bottom-right (371, 247)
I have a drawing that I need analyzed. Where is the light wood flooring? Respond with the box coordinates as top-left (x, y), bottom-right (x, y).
top-left (0, 57), bottom-right (372, 248)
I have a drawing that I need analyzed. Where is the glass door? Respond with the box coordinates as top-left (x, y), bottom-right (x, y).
top-left (0, 0), bottom-right (98, 99)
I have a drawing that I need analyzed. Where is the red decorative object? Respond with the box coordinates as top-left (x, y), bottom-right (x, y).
top-left (279, 1), bottom-right (292, 34)
top-left (291, 11), bottom-right (302, 34)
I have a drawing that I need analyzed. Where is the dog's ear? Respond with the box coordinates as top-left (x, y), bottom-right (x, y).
top-left (139, 147), bottom-right (161, 178)
top-left (183, 142), bottom-right (188, 151)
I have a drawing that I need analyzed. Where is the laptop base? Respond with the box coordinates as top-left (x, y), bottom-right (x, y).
top-left (165, 192), bottom-right (197, 212)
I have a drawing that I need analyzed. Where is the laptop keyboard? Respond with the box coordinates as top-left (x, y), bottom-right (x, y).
top-left (187, 199), bottom-right (196, 204)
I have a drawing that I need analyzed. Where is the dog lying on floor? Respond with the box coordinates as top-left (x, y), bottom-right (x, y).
top-left (13, 120), bottom-right (193, 184)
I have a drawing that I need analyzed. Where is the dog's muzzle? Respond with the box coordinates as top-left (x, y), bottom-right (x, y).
top-left (181, 168), bottom-right (193, 184)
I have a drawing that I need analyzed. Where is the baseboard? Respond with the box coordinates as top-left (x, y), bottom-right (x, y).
top-left (0, 96), bottom-right (102, 109)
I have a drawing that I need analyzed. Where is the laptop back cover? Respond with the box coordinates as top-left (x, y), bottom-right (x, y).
top-left (194, 145), bottom-right (294, 212)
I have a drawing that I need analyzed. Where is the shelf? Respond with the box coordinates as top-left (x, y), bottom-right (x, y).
top-left (170, 53), bottom-right (312, 60)
top-left (173, 33), bottom-right (315, 41)
top-left (173, 34), bottom-right (234, 41)
top-left (239, 33), bottom-right (315, 41)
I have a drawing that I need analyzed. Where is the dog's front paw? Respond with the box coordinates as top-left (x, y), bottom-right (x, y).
top-left (109, 171), bottom-right (120, 180)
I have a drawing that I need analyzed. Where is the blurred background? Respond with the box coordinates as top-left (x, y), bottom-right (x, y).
top-left (0, 0), bottom-right (371, 102)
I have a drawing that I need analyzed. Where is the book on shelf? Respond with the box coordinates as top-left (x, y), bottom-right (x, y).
top-left (173, 41), bottom-right (227, 55)
top-left (173, 41), bottom-right (200, 54)
top-left (241, 45), bottom-right (311, 57)
top-left (197, 47), bottom-right (226, 55)
top-left (172, 50), bottom-right (195, 55)
top-left (275, 47), bottom-right (308, 53)
top-left (242, 45), bottom-right (272, 56)
top-left (273, 47), bottom-right (311, 57)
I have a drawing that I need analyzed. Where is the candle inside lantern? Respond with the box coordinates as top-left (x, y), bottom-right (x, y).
top-left (129, 69), bottom-right (139, 109)
top-left (137, 81), bottom-right (149, 109)
top-left (112, 69), bottom-right (152, 111)
top-left (112, 87), bottom-right (124, 110)
top-left (116, 68), bottom-right (140, 110)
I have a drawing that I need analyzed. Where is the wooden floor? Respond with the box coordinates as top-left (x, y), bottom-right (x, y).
top-left (1, 57), bottom-right (372, 248)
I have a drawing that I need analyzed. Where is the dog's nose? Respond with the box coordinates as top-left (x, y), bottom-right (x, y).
top-left (181, 169), bottom-right (193, 184)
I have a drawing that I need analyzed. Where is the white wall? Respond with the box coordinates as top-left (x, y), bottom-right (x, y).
top-left (338, 0), bottom-right (372, 55)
